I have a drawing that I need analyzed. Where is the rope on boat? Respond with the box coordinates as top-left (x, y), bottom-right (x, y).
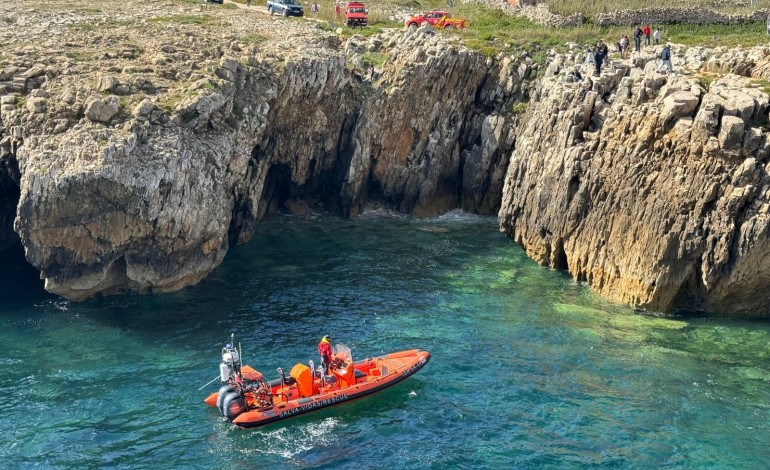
top-left (198, 375), bottom-right (221, 390)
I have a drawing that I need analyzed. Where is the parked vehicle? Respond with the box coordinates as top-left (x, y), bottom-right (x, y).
top-left (205, 0), bottom-right (224, 4)
top-left (405, 10), bottom-right (467, 30)
top-left (345, 2), bottom-right (368, 27)
top-left (266, 0), bottom-right (304, 17)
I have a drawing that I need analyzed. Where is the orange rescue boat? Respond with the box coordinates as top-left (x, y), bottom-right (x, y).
top-left (204, 334), bottom-right (430, 428)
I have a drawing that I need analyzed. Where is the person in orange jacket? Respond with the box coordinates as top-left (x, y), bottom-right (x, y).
top-left (318, 335), bottom-right (333, 374)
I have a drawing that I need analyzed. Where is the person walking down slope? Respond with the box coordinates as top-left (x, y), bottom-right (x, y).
top-left (657, 44), bottom-right (673, 74)
top-left (594, 41), bottom-right (606, 77)
top-left (620, 34), bottom-right (628, 59)
top-left (653, 28), bottom-right (661, 45)
top-left (643, 25), bottom-right (651, 46)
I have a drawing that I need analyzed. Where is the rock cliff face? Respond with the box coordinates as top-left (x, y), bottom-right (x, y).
top-left (499, 47), bottom-right (770, 317)
top-left (3, 1), bottom-right (770, 316)
top-left (0, 1), bottom-right (529, 300)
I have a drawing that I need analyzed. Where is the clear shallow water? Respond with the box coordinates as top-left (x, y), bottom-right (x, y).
top-left (1, 211), bottom-right (769, 469)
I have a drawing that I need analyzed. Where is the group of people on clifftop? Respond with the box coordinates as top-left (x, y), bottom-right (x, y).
top-left (585, 25), bottom-right (672, 78)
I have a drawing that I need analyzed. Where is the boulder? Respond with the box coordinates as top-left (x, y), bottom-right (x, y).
top-left (661, 90), bottom-right (699, 127)
top-left (84, 96), bottom-right (120, 123)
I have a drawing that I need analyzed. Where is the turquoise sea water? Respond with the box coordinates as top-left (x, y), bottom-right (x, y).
top-left (1, 211), bottom-right (769, 469)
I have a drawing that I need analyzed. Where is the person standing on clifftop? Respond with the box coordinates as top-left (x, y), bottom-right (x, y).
top-left (633, 26), bottom-right (643, 52)
top-left (311, 1), bottom-right (319, 18)
top-left (643, 25), bottom-right (651, 46)
top-left (657, 44), bottom-right (673, 74)
top-left (334, 2), bottom-right (341, 21)
top-left (653, 28), bottom-right (661, 45)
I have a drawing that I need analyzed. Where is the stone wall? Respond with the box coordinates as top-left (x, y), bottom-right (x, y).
top-left (461, 0), bottom-right (769, 28)
top-left (595, 6), bottom-right (770, 26)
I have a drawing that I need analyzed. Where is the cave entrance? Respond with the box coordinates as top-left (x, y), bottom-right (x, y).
top-left (259, 163), bottom-right (295, 218)
top-left (0, 155), bottom-right (46, 300)
top-left (0, 155), bottom-right (21, 252)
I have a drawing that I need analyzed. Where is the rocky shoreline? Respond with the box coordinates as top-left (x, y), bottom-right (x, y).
top-left (1, 0), bottom-right (770, 317)
top-left (0, 0), bottom-right (529, 300)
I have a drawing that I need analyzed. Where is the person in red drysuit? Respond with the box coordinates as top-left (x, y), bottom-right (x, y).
top-left (318, 335), bottom-right (333, 374)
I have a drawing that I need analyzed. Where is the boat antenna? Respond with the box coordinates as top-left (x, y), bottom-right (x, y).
top-left (238, 341), bottom-right (243, 375)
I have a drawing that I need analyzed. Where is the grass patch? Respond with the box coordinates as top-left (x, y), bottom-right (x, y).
top-left (511, 102), bottom-right (528, 114)
top-left (241, 33), bottom-right (266, 45)
top-left (362, 52), bottom-right (389, 68)
top-left (696, 73), bottom-right (716, 91)
top-left (450, 5), bottom-right (770, 57)
top-left (331, 23), bottom-right (403, 39)
top-left (662, 23), bottom-right (770, 47)
top-left (304, 0), bottom-right (770, 56)
top-left (751, 79), bottom-right (770, 95)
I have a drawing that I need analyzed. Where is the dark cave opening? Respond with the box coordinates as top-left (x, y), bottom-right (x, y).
top-left (0, 155), bottom-right (45, 300)
top-left (0, 155), bottom-right (21, 253)
top-left (259, 163), bottom-right (294, 218)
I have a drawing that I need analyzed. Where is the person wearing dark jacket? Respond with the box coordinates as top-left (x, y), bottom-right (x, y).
top-left (594, 40), bottom-right (607, 76)
top-left (633, 26), bottom-right (643, 52)
top-left (657, 45), bottom-right (673, 73)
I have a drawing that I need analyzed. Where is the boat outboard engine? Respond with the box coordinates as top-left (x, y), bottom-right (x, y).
top-left (217, 334), bottom-right (247, 421)
top-left (220, 334), bottom-right (242, 384)
top-left (220, 390), bottom-right (248, 421)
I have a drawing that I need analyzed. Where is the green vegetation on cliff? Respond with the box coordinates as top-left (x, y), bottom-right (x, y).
top-left (298, 0), bottom-right (770, 58)
top-left (548, 0), bottom-right (770, 17)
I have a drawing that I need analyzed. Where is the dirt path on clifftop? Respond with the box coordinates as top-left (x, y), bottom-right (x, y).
top-left (221, 0), bottom-right (269, 16)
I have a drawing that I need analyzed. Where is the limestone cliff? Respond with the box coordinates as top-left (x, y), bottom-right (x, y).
top-left (4, 1), bottom-right (770, 317)
top-left (499, 47), bottom-right (770, 317)
top-left (0, 1), bottom-right (529, 300)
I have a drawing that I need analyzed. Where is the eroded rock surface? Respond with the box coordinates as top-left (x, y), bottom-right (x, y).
top-left (3, 0), bottom-right (770, 316)
top-left (500, 47), bottom-right (770, 317)
top-left (0, 0), bottom-right (528, 300)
